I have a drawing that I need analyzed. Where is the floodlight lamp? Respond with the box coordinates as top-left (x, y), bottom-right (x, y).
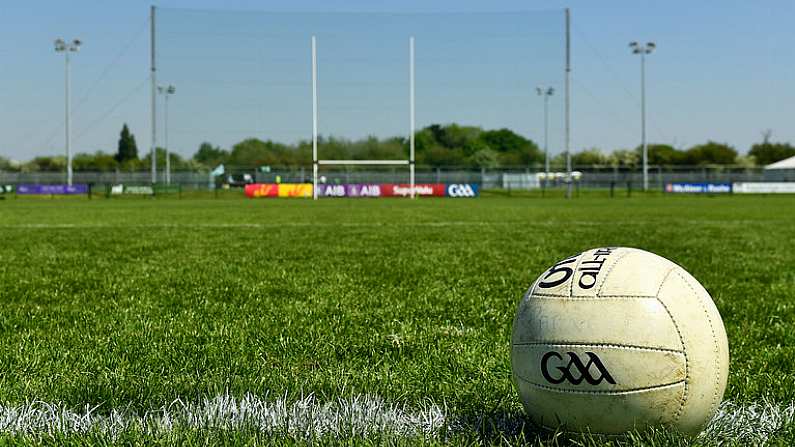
top-left (54, 38), bottom-right (66, 51)
top-left (167, 85), bottom-right (176, 94)
top-left (548, 87), bottom-right (555, 95)
top-left (647, 42), bottom-right (656, 49)
top-left (71, 39), bottom-right (82, 50)
top-left (629, 41), bottom-right (639, 48)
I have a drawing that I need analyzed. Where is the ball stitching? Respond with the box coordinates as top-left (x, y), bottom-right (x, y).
top-left (512, 341), bottom-right (684, 354)
top-left (675, 269), bottom-right (722, 423)
top-left (569, 252), bottom-right (588, 297)
top-left (532, 293), bottom-right (658, 300)
top-left (655, 266), bottom-right (689, 424)
top-left (516, 377), bottom-right (684, 395)
top-left (595, 248), bottom-right (633, 297)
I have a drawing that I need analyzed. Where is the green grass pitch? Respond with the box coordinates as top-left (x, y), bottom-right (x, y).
top-left (0, 196), bottom-right (793, 445)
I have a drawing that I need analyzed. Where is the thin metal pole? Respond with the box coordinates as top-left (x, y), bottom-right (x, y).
top-left (564, 8), bottom-right (572, 199)
top-left (543, 93), bottom-right (549, 179)
top-left (150, 5), bottom-right (157, 185)
top-left (409, 36), bottom-right (415, 199)
top-left (65, 51), bottom-right (73, 186)
top-left (641, 51), bottom-right (648, 191)
top-left (312, 35), bottom-right (318, 200)
top-left (164, 93), bottom-right (170, 185)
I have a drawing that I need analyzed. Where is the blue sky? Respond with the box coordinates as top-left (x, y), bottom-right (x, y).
top-left (0, 0), bottom-right (792, 162)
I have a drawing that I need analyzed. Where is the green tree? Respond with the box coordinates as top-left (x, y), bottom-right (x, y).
top-left (73, 152), bottom-right (118, 172)
top-left (748, 141), bottom-right (795, 166)
top-left (608, 149), bottom-right (640, 168)
top-left (22, 156), bottom-right (66, 172)
top-left (115, 124), bottom-right (138, 163)
top-left (193, 142), bottom-right (229, 167)
top-left (142, 148), bottom-right (190, 171)
top-left (0, 156), bottom-right (15, 171)
top-left (479, 128), bottom-right (542, 164)
top-left (644, 144), bottom-right (688, 165)
top-left (228, 138), bottom-right (295, 167)
top-left (572, 148), bottom-right (610, 166)
top-left (468, 148), bottom-right (499, 168)
top-left (427, 124), bottom-right (481, 150)
top-left (685, 141), bottom-right (737, 165)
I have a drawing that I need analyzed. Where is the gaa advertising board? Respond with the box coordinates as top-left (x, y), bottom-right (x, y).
top-left (245, 183), bottom-right (479, 198)
top-left (664, 183), bottom-right (732, 194)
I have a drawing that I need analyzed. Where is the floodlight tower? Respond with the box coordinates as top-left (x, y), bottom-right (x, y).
top-left (157, 84), bottom-right (176, 184)
top-left (536, 86), bottom-right (554, 180)
top-left (629, 41), bottom-right (655, 191)
top-left (54, 38), bottom-right (82, 186)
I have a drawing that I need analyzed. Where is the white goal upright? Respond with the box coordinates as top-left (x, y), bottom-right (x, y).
top-left (311, 36), bottom-right (416, 200)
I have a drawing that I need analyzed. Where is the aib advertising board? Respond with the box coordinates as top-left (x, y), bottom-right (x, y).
top-left (245, 183), bottom-right (479, 198)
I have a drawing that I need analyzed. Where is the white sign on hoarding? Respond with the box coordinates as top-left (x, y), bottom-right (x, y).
top-left (732, 182), bottom-right (795, 194)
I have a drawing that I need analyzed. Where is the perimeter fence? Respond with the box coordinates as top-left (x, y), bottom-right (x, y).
top-left (0, 165), bottom-right (790, 194)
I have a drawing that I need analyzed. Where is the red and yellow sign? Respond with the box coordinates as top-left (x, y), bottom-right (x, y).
top-left (244, 183), bottom-right (278, 198)
top-left (278, 183), bottom-right (313, 198)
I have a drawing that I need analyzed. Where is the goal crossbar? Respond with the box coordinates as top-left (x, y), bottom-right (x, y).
top-left (318, 160), bottom-right (410, 166)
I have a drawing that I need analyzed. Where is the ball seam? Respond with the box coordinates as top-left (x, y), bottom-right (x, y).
top-left (512, 341), bottom-right (683, 354)
top-left (569, 252), bottom-right (588, 297)
top-left (675, 269), bottom-right (722, 422)
top-left (595, 248), bottom-right (633, 297)
top-left (531, 294), bottom-right (657, 300)
top-left (516, 377), bottom-right (684, 395)
top-left (655, 266), bottom-right (688, 424)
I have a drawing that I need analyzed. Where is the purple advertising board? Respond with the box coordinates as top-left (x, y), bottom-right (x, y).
top-left (317, 184), bottom-right (384, 198)
top-left (345, 184), bottom-right (382, 197)
top-left (16, 184), bottom-right (89, 195)
top-left (316, 183), bottom-right (479, 198)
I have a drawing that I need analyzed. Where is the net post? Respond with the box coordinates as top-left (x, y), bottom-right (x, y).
top-left (150, 5), bottom-right (157, 185)
top-left (409, 36), bottom-right (416, 199)
top-left (312, 35), bottom-right (318, 200)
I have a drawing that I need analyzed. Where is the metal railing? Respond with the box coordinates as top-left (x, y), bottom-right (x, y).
top-left (0, 165), bottom-right (791, 191)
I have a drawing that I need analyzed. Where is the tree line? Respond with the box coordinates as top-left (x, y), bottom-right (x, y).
top-left (2, 123), bottom-right (794, 172)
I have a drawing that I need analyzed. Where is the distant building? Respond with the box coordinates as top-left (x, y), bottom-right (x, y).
top-left (764, 155), bottom-right (795, 181)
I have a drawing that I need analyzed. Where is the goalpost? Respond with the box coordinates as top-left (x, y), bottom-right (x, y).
top-left (153, 9), bottom-right (568, 196)
top-left (311, 36), bottom-right (416, 200)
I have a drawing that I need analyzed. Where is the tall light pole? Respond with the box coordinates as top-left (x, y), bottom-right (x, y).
top-left (629, 41), bottom-right (655, 191)
top-left (158, 84), bottom-right (176, 185)
top-left (54, 38), bottom-right (81, 186)
top-left (536, 86), bottom-right (554, 180)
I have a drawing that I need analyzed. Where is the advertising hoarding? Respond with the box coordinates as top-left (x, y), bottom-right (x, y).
top-left (732, 182), bottom-right (795, 194)
top-left (277, 184), bottom-right (313, 198)
top-left (664, 183), bottom-right (732, 194)
top-left (17, 184), bottom-right (89, 195)
top-left (245, 183), bottom-right (479, 198)
top-left (244, 183), bottom-right (279, 198)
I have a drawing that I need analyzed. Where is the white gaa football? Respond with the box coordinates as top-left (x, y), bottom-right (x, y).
top-left (511, 247), bottom-right (729, 435)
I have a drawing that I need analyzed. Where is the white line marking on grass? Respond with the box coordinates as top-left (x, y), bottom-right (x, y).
top-left (701, 400), bottom-right (795, 445)
top-left (0, 394), bottom-right (447, 439)
top-left (0, 395), bottom-right (790, 443)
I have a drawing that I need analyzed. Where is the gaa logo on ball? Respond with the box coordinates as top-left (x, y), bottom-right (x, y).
top-left (511, 247), bottom-right (729, 435)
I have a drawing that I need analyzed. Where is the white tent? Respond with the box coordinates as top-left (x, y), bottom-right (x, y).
top-left (765, 155), bottom-right (795, 170)
top-left (765, 156), bottom-right (795, 170)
